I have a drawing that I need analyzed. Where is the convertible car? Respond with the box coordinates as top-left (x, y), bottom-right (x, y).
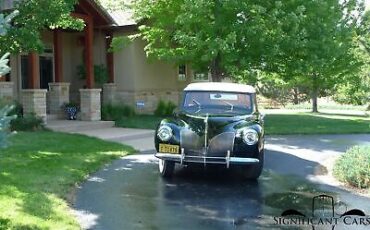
top-left (154, 82), bottom-right (265, 179)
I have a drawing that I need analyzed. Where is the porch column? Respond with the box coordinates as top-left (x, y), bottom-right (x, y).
top-left (103, 32), bottom-right (116, 105)
top-left (106, 32), bottom-right (114, 83)
top-left (80, 88), bottom-right (101, 121)
top-left (54, 29), bottom-right (63, 82)
top-left (85, 16), bottom-right (94, 89)
top-left (28, 52), bottom-right (39, 89)
top-left (49, 30), bottom-right (70, 118)
top-left (72, 13), bottom-right (102, 120)
top-left (21, 52), bottom-right (47, 123)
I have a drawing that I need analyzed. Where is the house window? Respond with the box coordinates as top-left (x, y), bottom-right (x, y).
top-left (193, 72), bottom-right (209, 82)
top-left (178, 64), bottom-right (186, 81)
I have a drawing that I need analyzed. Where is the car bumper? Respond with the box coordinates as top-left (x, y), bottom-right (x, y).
top-left (155, 152), bottom-right (259, 168)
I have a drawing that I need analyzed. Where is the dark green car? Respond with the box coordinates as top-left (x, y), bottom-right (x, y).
top-left (154, 82), bottom-right (265, 179)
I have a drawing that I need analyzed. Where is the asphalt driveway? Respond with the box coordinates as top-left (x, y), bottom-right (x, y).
top-left (72, 130), bottom-right (370, 230)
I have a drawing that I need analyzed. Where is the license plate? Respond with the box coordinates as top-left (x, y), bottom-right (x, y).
top-left (159, 144), bottom-right (179, 154)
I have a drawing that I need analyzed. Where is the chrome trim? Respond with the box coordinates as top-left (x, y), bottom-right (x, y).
top-left (155, 153), bottom-right (259, 165)
top-left (180, 148), bottom-right (185, 165)
top-left (226, 150), bottom-right (231, 168)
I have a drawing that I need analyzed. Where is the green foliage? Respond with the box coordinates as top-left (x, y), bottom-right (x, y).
top-left (0, 105), bottom-right (16, 148)
top-left (256, 73), bottom-right (310, 106)
top-left (334, 145), bottom-right (370, 189)
top-left (77, 64), bottom-right (109, 85)
top-left (154, 100), bottom-right (177, 116)
top-left (101, 104), bottom-right (136, 121)
top-left (130, 0), bottom-right (297, 81)
top-left (63, 101), bottom-right (79, 109)
top-left (0, 0), bottom-right (84, 54)
top-left (10, 113), bottom-right (44, 132)
top-left (109, 34), bottom-right (140, 52)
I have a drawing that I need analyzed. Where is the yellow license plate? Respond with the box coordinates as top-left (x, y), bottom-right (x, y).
top-left (159, 144), bottom-right (179, 154)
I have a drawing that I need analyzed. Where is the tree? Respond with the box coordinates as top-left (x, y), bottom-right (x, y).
top-left (0, 9), bottom-right (17, 149)
top-left (266, 0), bottom-right (364, 112)
top-left (0, 0), bottom-right (84, 54)
top-left (129, 0), bottom-right (311, 82)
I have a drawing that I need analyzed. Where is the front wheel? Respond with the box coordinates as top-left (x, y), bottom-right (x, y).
top-left (158, 159), bottom-right (175, 178)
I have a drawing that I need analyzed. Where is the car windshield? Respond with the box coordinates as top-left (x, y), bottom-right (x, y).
top-left (182, 91), bottom-right (254, 115)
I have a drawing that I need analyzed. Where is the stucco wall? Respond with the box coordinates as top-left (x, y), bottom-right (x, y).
top-left (112, 31), bottom-right (193, 113)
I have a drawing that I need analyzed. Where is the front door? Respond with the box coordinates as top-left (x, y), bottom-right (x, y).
top-left (39, 56), bottom-right (53, 89)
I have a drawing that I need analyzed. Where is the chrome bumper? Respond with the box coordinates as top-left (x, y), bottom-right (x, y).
top-left (155, 152), bottom-right (259, 168)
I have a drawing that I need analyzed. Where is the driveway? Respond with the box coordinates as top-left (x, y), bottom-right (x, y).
top-left (72, 129), bottom-right (370, 230)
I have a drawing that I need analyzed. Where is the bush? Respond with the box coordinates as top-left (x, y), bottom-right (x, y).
top-left (102, 104), bottom-right (136, 121)
top-left (154, 100), bottom-right (177, 116)
top-left (333, 145), bottom-right (370, 189)
top-left (10, 113), bottom-right (45, 131)
top-left (0, 105), bottom-right (16, 148)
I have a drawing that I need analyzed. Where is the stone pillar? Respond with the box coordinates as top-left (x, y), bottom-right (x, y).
top-left (103, 83), bottom-right (116, 105)
top-left (21, 89), bottom-right (47, 123)
top-left (48, 82), bottom-right (70, 117)
top-left (0, 82), bottom-right (14, 102)
top-left (79, 89), bottom-right (101, 121)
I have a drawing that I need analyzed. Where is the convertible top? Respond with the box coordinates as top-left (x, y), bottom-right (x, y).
top-left (184, 82), bottom-right (256, 94)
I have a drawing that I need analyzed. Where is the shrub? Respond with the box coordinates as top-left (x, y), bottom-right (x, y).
top-left (0, 105), bottom-right (16, 148)
top-left (154, 100), bottom-right (177, 116)
top-left (333, 145), bottom-right (370, 189)
top-left (10, 113), bottom-right (44, 131)
top-left (102, 104), bottom-right (136, 121)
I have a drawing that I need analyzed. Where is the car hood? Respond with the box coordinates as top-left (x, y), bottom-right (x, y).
top-left (175, 112), bottom-right (256, 156)
top-left (178, 111), bottom-right (256, 136)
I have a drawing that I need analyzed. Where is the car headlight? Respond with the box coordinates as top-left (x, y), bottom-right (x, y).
top-left (157, 126), bottom-right (173, 141)
top-left (241, 128), bottom-right (259, 145)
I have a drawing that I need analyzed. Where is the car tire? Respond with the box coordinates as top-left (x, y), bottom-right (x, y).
top-left (158, 159), bottom-right (175, 178)
top-left (240, 150), bottom-right (264, 180)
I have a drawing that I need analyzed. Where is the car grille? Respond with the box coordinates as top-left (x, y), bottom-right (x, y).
top-left (180, 129), bottom-right (235, 157)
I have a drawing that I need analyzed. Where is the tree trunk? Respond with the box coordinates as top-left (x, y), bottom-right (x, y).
top-left (210, 54), bottom-right (223, 82)
top-left (311, 75), bottom-right (319, 113)
top-left (293, 88), bottom-right (299, 105)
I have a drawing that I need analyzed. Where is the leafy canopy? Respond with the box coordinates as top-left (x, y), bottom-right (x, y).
top-left (0, 0), bottom-right (84, 54)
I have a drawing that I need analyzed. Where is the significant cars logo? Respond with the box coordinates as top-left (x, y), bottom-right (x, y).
top-left (273, 194), bottom-right (370, 229)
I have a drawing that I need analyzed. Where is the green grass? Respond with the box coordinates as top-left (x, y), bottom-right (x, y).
top-left (0, 131), bottom-right (135, 230)
top-left (116, 115), bottom-right (164, 130)
top-left (115, 113), bottom-right (370, 135)
top-left (265, 113), bottom-right (370, 135)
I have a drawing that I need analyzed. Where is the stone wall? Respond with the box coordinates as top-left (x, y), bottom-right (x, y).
top-left (0, 82), bottom-right (14, 102)
top-left (115, 90), bottom-right (182, 114)
top-left (79, 89), bottom-right (102, 121)
top-left (21, 89), bottom-right (47, 123)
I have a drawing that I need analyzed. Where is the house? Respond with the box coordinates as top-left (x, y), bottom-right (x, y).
top-left (0, 0), bottom-right (210, 122)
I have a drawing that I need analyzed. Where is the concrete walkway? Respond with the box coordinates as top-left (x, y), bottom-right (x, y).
top-left (47, 120), bottom-right (155, 152)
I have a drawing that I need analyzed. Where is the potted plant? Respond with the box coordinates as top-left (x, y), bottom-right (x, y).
top-left (63, 102), bottom-right (79, 120)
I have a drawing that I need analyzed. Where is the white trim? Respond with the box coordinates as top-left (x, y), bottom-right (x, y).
top-left (184, 82), bottom-right (256, 93)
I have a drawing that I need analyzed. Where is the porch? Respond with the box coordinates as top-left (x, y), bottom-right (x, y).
top-left (0, 0), bottom-right (117, 122)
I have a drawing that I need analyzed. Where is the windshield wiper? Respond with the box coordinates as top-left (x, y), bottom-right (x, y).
top-left (192, 99), bottom-right (201, 113)
top-left (222, 101), bottom-right (234, 112)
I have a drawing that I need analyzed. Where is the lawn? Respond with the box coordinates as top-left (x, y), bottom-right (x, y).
top-left (265, 113), bottom-right (370, 135)
top-left (0, 131), bottom-right (135, 230)
top-left (115, 112), bottom-right (370, 135)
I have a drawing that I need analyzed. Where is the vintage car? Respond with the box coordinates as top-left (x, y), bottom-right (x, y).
top-left (154, 82), bottom-right (265, 179)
